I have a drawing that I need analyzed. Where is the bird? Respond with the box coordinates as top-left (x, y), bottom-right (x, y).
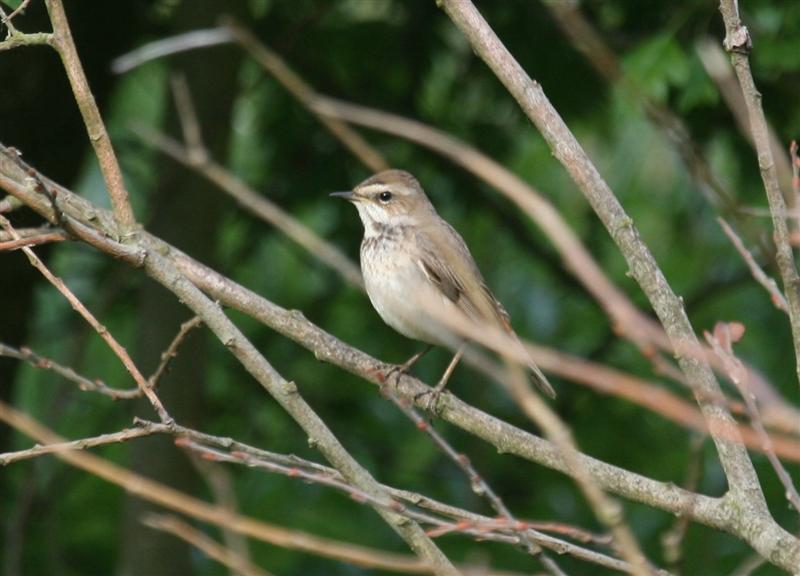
top-left (331, 169), bottom-right (556, 401)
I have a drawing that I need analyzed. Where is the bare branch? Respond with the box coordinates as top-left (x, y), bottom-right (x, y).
top-left (148, 316), bottom-right (203, 389)
top-left (435, 0), bottom-right (796, 569)
top-left (0, 215), bottom-right (169, 420)
top-left (43, 0), bottom-right (136, 229)
top-left (0, 341), bottom-right (141, 399)
top-left (717, 0), bottom-right (800, 389)
top-left (0, 424), bottom-right (159, 465)
top-left (111, 28), bottom-right (235, 74)
top-left (0, 228), bottom-right (67, 250)
top-left (131, 124), bottom-right (364, 288)
top-left (3, 142), bottom-right (799, 569)
top-left (718, 218), bottom-right (789, 313)
top-left (0, 401), bottom-right (455, 575)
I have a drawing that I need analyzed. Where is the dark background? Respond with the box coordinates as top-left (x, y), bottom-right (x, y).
top-left (1, 1), bottom-right (799, 574)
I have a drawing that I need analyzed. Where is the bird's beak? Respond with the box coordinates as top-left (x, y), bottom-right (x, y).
top-left (329, 190), bottom-right (358, 202)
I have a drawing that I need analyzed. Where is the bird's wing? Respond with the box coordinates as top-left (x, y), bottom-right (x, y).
top-left (415, 219), bottom-right (557, 399)
top-left (414, 219), bottom-right (511, 329)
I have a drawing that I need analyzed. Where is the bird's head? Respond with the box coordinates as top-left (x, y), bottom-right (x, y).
top-left (331, 169), bottom-right (436, 233)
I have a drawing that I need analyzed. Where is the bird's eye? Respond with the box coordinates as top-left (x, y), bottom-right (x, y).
top-left (378, 191), bottom-right (393, 203)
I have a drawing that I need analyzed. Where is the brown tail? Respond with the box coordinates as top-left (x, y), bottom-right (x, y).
top-left (527, 358), bottom-right (557, 399)
top-left (507, 329), bottom-right (556, 398)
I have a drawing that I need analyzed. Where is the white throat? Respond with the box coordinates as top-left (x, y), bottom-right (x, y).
top-left (355, 203), bottom-right (417, 237)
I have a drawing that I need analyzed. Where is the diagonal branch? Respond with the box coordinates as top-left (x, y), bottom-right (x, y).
top-left (717, 0), bottom-right (800, 390)
top-left (0, 215), bottom-right (169, 421)
top-left (0, 401), bottom-right (457, 575)
top-left (142, 514), bottom-right (275, 576)
top-left (435, 0), bottom-right (797, 570)
top-left (130, 124), bottom-right (363, 288)
top-left (3, 141), bottom-right (800, 570)
top-left (43, 0), bottom-right (136, 229)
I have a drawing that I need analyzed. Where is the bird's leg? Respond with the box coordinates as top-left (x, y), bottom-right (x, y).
top-left (384, 344), bottom-right (433, 385)
top-left (417, 345), bottom-right (465, 412)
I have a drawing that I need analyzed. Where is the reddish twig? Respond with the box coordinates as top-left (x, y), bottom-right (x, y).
top-left (0, 229), bottom-right (68, 250)
top-left (705, 322), bottom-right (800, 515)
top-left (0, 341), bottom-right (141, 400)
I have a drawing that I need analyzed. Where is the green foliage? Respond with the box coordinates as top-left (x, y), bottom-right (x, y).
top-left (3, 1), bottom-right (800, 575)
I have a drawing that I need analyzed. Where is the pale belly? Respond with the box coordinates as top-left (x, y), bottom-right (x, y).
top-left (360, 241), bottom-right (456, 347)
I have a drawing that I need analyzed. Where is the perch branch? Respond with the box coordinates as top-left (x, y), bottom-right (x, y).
top-left (2, 141), bottom-right (799, 569)
top-left (436, 0), bottom-right (797, 570)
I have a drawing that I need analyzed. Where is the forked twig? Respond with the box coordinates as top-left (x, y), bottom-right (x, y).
top-left (0, 215), bottom-right (170, 422)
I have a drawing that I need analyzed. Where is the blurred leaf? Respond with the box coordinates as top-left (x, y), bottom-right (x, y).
top-left (623, 32), bottom-right (690, 100)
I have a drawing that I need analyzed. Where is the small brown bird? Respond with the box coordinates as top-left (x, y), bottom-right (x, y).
top-left (331, 169), bottom-right (556, 399)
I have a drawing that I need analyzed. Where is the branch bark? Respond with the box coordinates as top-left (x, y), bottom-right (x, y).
top-left (435, 0), bottom-right (798, 570)
top-left (717, 0), bottom-right (800, 389)
top-left (44, 0), bottom-right (136, 230)
top-left (2, 122), bottom-right (799, 571)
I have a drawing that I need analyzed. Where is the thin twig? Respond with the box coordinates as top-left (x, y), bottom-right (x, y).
top-left (170, 73), bottom-right (208, 162)
top-left (0, 230), bottom-right (67, 250)
top-left (148, 316), bottom-right (203, 389)
top-left (44, 0), bottom-right (136, 229)
top-left (131, 124), bottom-right (364, 287)
top-left (718, 218), bottom-right (789, 312)
top-left (660, 435), bottom-right (705, 574)
top-left (695, 37), bottom-right (794, 209)
top-left (717, 1), bottom-right (800, 389)
top-left (0, 341), bottom-right (141, 399)
top-left (705, 323), bottom-right (800, 515)
top-left (0, 401), bottom-right (458, 576)
top-left (142, 514), bottom-right (275, 576)
top-left (110, 28), bottom-right (235, 74)
top-left (0, 424), bottom-right (159, 465)
top-left (3, 142), bottom-right (800, 569)
top-left (0, 216), bottom-right (169, 420)
top-left (436, 0), bottom-right (791, 570)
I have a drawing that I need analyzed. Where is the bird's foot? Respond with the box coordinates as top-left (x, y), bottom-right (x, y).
top-left (413, 385), bottom-right (445, 415)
